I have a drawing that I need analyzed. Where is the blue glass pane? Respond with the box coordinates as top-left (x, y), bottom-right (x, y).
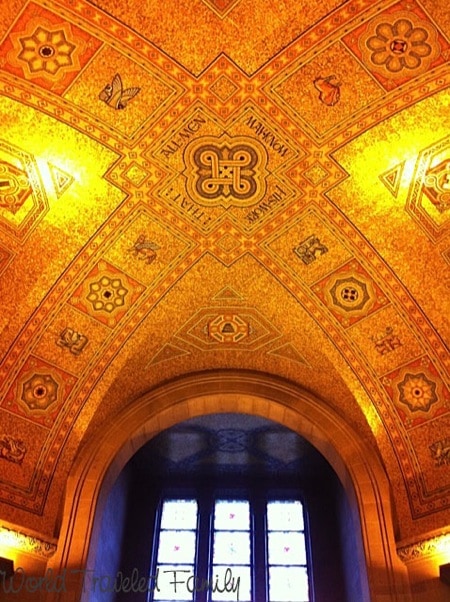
top-left (153, 565), bottom-right (194, 601)
top-left (268, 532), bottom-right (307, 565)
top-left (160, 499), bottom-right (198, 530)
top-left (157, 531), bottom-right (196, 564)
top-left (213, 531), bottom-right (250, 564)
top-left (214, 500), bottom-right (250, 531)
top-left (267, 500), bottom-right (304, 531)
top-left (269, 567), bottom-right (309, 602)
top-left (211, 565), bottom-right (251, 601)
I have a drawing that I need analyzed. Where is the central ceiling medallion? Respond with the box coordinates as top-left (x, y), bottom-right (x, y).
top-left (183, 134), bottom-right (268, 209)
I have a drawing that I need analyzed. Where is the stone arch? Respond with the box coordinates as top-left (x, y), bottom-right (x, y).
top-left (47, 371), bottom-right (411, 601)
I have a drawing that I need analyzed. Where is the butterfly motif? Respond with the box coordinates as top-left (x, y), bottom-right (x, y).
top-left (99, 73), bottom-right (140, 110)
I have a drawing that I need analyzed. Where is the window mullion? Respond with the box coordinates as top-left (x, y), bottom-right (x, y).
top-left (252, 491), bottom-right (267, 602)
top-left (196, 494), bottom-right (213, 602)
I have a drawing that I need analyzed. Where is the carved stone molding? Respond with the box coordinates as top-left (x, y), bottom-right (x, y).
top-left (397, 531), bottom-right (450, 563)
top-left (0, 525), bottom-right (57, 559)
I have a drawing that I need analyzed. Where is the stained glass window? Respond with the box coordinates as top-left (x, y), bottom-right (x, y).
top-left (211, 499), bottom-right (251, 602)
top-left (153, 499), bottom-right (198, 602)
top-left (149, 496), bottom-right (310, 602)
top-left (267, 500), bottom-right (309, 602)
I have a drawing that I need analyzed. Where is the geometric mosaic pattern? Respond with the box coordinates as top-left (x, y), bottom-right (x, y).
top-left (0, 3), bottom-right (102, 94)
top-left (1, 0), bottom-right (450, 539)
top-left (200, 0), bottom-right (242, 19)
top-left (343, 1), bottom-right (449, 91)
top-left (175, 305), bottom-right (281, 351)
top-left (312, 259), bottom-right (390, 328)
top-left (406, 135), bottom-right (450, 241)
top-left (0, 139), bottom-right (47, 241)
top-left (382, 356), bottom-right (450, 429)
top-left (68, 260), bottom-right (146, 328)
top-left (1, 356), bottom-right (77, 428)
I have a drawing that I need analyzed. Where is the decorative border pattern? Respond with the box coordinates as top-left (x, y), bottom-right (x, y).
top-left (397, 531), bottom-right (450, 562)
top-left (0, 525), bottom-right (57, 558)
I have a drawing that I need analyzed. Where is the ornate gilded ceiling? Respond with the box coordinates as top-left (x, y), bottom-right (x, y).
top-left (0, 0), bottom-right (449, 544)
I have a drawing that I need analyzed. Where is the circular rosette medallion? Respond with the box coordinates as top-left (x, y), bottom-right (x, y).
top-left (183, 134), bottom-right (268, 209)
top-left (359, 12), bottom-right (439, 80)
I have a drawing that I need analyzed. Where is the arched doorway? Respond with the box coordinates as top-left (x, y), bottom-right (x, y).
top-left (47, 371), bottom-right (411, 601)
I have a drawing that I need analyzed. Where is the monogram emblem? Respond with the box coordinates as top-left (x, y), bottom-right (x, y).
top-left (184, 135), bottom-right (267, 208)
top-left (0, 160), bottom-right (32, 214)
top-left (423, 159), bottom-right (450, 213)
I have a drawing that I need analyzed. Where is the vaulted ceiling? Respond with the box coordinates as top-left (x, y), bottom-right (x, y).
top-left (0, 0), bottom-right (449, 544)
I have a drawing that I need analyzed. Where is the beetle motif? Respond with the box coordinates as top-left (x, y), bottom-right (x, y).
top-left (313, 75), bottom-right (341, 106)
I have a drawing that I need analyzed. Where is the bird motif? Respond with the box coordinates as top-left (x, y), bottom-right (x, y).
top-left (99, 73), bottom-right (140, 110)
top-left (313, 75), bottom-right (341, 107)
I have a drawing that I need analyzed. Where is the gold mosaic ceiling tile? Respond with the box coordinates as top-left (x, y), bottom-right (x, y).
top-left (116, 253), bottom-right (355, 406)
top-left (0, 138), bottom-right (47, 241)
top-left (64, 45), bottom-right (177, 138)
top-left (68, 260), bottom-right (145, 328)
top-left (199, 0), bottom-right (242, 19)
top-left (32, 303), bottom-right (110, 376)
top-left (1, 355), bottom-right (77, 429)
top-left (379, 161), bottom-right (405, 198)
top-left (174, 305), bottom-right (282, 351)
top-left (312, 259), bottom-right (390, 328)
top-left (0, 244), bottom-right (13, 277)
top-left (0, 94), bottom-right (122, 245)
top-left (148, 343), bottom-right (191, 367)
top-left (342, 1), bottom-right (449, 91)
top-left (329, 89), bottom-right (450, 347)
top-left (263, 207), bottom-right (353, 286)
top-left (0, 2), bottom-right (102, 94)
top-left (411, 415), bottom-right (450, 496)
top-left (421, 0), bottom-right (450, 41)
top-left (405, 135), bottom-right (450, 241)
top-left (0, 409), bottom-right (49, 496)
top-left (103, 208), bottom-right (195, 287)
top-left (267, 343), bottom-right (310, 367)
top-left (347, 304), bottom-right (424, 377)
top-left (153, 105), bottom-right (299, 235)
top-left (382, 356), bottom-right (450, 430)
top-left (272, 42), bottom-right (383, 138)
top-left (88, 0), bottom-right (345, 75)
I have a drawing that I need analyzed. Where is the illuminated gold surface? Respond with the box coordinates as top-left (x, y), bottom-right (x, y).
top-left (0, 0), bottom-right (449, 556)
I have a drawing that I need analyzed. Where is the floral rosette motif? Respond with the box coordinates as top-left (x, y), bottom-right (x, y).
top-left (17, 25), bottom-right (76, 76)
top-left (360, 13), bottom-right (439, 79)
top-left (398, 372), bottom-right (437, 412)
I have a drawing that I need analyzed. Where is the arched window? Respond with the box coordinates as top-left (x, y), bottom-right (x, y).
top-left (149, 495), bottom-right (311, 602)
top-left (92, 414), bottom-right (368, 602)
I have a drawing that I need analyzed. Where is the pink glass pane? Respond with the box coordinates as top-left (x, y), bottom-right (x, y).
top-left (214, 500), bottom-right (250, 531)
top-left (157, 531), bottom-right (196, 564)
top-left (269, 567), bottom-right (309, 602)
top-left (153, 564), bottom-right (194, 601)
top-left (213, 531), bottom-right (250, 564)
top-left (211, 565), bottom-right (251, 601)
top-left (268, 532), bottom-right (306, 565)
top-left (267, 500), bottom-right (304, 531)
top-left (160, 499), bottom-right (198, 530)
